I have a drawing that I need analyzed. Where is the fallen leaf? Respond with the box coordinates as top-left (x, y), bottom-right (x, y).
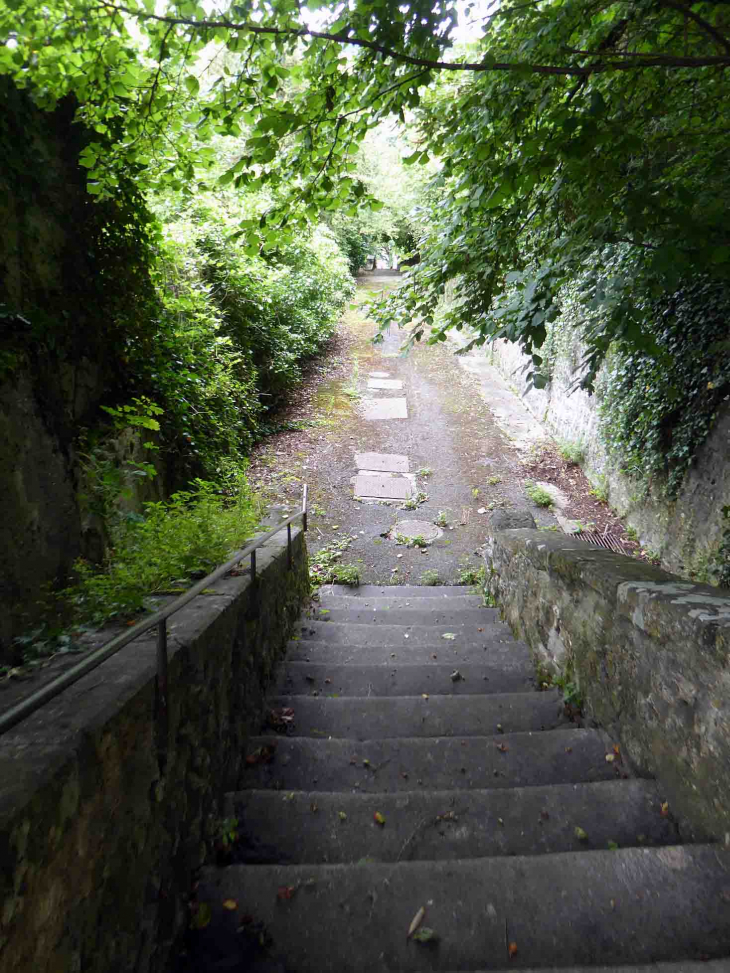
top-left (222, 899), bottom-right (238, 911)
top-left (442, 633), bottom-right (457, 640)
top-left (496, 742), bottom-right (509, 753)
top-left (540, 810), bottom-right (550, 820)
top-left (613, 743), bottom-right (620, 755)
top-left (190, 902), bottom-right (212, 930)
top-left (575, 826), bottom-right (589, 841)
top-left (565, 747), bottom-right (572, 754)
top-left (374, 811), bottom-right (385, 826)
top-left (508, 942), bottom-right (518, 959)
top-left (277, 886), bottom-right (297, 901)
top-left (450, 670), bottom-right (463, 682)
top-left (338, 811), bottom-right (347, 821)
top-left (245, 743), bottom-right (277, 766)
top-left (605, 753), bottom-right (616, 763)
top-left (412, 927), bottom-right (439, 943)
top-left (310, 803), bottom-right (319, 813)
top-left (607, 840), bottom-right (619, 850)
top-left (660, 801), bottom-right (670, 817)
top-left (363, 758), bottom-right (371, 768)
top-left (422, 693), bottom-right (429, 700)
top-left (407, 905), bottom-right (426, 939)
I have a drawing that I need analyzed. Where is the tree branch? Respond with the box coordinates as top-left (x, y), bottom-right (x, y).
top-left (97, 2), bottom-right (730, 75)
top-left (659, 0), bottom-right (730, 55)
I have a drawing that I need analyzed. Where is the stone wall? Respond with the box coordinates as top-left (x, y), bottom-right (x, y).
top-left (487, 335), bottom-right (730, 585)
top-left (0, 80), bottom-right (159, 656)
top-left (0, 528), bottom-right (308, 973)
top-left (485, 525), bottom-right (730, 841)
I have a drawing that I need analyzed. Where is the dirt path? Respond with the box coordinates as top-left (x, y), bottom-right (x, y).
top-left (248, 276), bottom-right (565, 585)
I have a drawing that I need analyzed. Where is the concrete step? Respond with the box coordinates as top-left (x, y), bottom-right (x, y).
top-left (196, 845), bottom-right (730, 971)
top-left (225, 779), bottom-right (677, 864)
top-left (294, 620), bottom-right (510, 647)
top-left (320, 584), bottom-right (488, 600)
top-left (449, 964), bottom-right (730, 973)
top-left (264, 692), bottom-right (570, 739)
top-left (286, 638), bottom-right (530, 666)
top-left (275, 662), bottom-right (536, 697)
top-left (317, 594), bottom-right (487, 613)
top-left (306, 607), bottom-right (495, 627)
top-left (241, 728), bottom-right (618, 792)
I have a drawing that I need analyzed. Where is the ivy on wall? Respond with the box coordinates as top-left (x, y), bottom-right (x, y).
top-left (598, 278), bottom-right (730, 498)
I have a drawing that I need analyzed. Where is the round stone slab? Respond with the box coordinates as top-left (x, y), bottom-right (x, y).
top-left (391, 520), bottom-right (443, 543)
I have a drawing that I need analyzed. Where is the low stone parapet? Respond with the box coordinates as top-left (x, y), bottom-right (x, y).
top-left (485, 523), bottom-right (730, 841)
top-left (0, 528), bottom-right (308, 973)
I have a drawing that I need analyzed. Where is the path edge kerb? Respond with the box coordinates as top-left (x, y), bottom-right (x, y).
top-left (0, 528), bottom-right (309, 973)
top-left (485, 525), bottom-right (730, 841)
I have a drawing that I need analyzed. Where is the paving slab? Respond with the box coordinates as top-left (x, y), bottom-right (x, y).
top-left (367, 378), bottom-right (403, 390)
top-left (354, 474), bottom-right (412, 500)
top-left (354, 451), bottom-right (409, 472)
top-left (360, 397), bottom-right (408, 420)
top-left (368, 371), bottom-right (391, 377)
top-left (391, 519), bottom-right (442, 542)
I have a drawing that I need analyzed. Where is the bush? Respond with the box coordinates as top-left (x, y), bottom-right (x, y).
top-left (126, 195), bottom-right (355, 484)
top-left (66, 478), bottom-right (261, 624)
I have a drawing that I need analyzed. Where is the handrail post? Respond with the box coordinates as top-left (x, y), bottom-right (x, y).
top-left (287, 523), bottom-right (292, 569)
top-left (156, 620), bottom-right (169, 774)
top-left (249, 548), bottom-right (259, 619)
top-left (302, 483), bottom-right (308, 532)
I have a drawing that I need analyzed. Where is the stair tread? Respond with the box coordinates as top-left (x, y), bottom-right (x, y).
top-left (264, 692), bottom-right (571, 738)
top-left (320, 584), bottom-right (486, 599)
top-left (225, 778), bottom-right (676, 864)
top-left (295, 619), bottom-right (512, 646)
top-left (196, 845), bottom-right (730, 972)
top-left (275, 662), bottom-right (535, 697)
top-left (241, 728), bottom-right (618, 792)
top-left (317, 595), bottom-right (487, 613)
top-left (306, 607), bottom-right (496, 626)
top-left (286, 639), bottom-right (530, 666)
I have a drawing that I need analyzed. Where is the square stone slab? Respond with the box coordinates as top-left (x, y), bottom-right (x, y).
top-left (354, 474), bottom-right (413, 500)
top-left (361, 397), bottom-right (408, 420)
top-left (367, 379), bottom-right (403, 390)
top-left (369, 371), bottom-right (390, 378)
top-left (354, 452), bottom-right (409, 473)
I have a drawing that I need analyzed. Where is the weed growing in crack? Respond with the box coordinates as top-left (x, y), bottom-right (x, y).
top-left (525, 481), bottom-right (554, 507)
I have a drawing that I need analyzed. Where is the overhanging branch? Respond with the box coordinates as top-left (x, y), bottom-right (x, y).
top-left (97, 2), bottom-right (730, 76)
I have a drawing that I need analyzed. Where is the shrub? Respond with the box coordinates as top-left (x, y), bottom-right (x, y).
top-left (66, 478), bottom-right (261, 624)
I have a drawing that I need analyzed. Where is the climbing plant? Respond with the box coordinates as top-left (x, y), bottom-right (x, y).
top-left (598, 277), bottom-right (730, 498)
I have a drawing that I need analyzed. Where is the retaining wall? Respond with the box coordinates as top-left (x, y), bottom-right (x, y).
top-left (488, 335), bottom-right (730, 584)
top-left (0, 528), bottom-right (308, 973)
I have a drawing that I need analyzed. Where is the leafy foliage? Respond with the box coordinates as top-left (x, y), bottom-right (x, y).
top-left (598, 278), bottom-right (730, 497)
top-left (66, 478), bottom-right (261, 623)
top-left (525, 482), bottom-right (555, 508)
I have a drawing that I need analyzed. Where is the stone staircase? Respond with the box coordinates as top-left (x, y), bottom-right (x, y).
top-left (191, 585), bottom-right (730, 972)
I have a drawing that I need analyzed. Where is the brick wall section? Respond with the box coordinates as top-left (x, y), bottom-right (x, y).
top-left (0, 529), bottom-right (308, 973)
top-left (485, 527), bottom-right (730, 841)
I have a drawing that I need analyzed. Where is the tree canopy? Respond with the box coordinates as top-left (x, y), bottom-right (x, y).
top-left (2, 0), bottom-right (729, 379)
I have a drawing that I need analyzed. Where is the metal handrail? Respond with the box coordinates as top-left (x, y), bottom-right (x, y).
top-left (0, 485), bottom-right (308, 738)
